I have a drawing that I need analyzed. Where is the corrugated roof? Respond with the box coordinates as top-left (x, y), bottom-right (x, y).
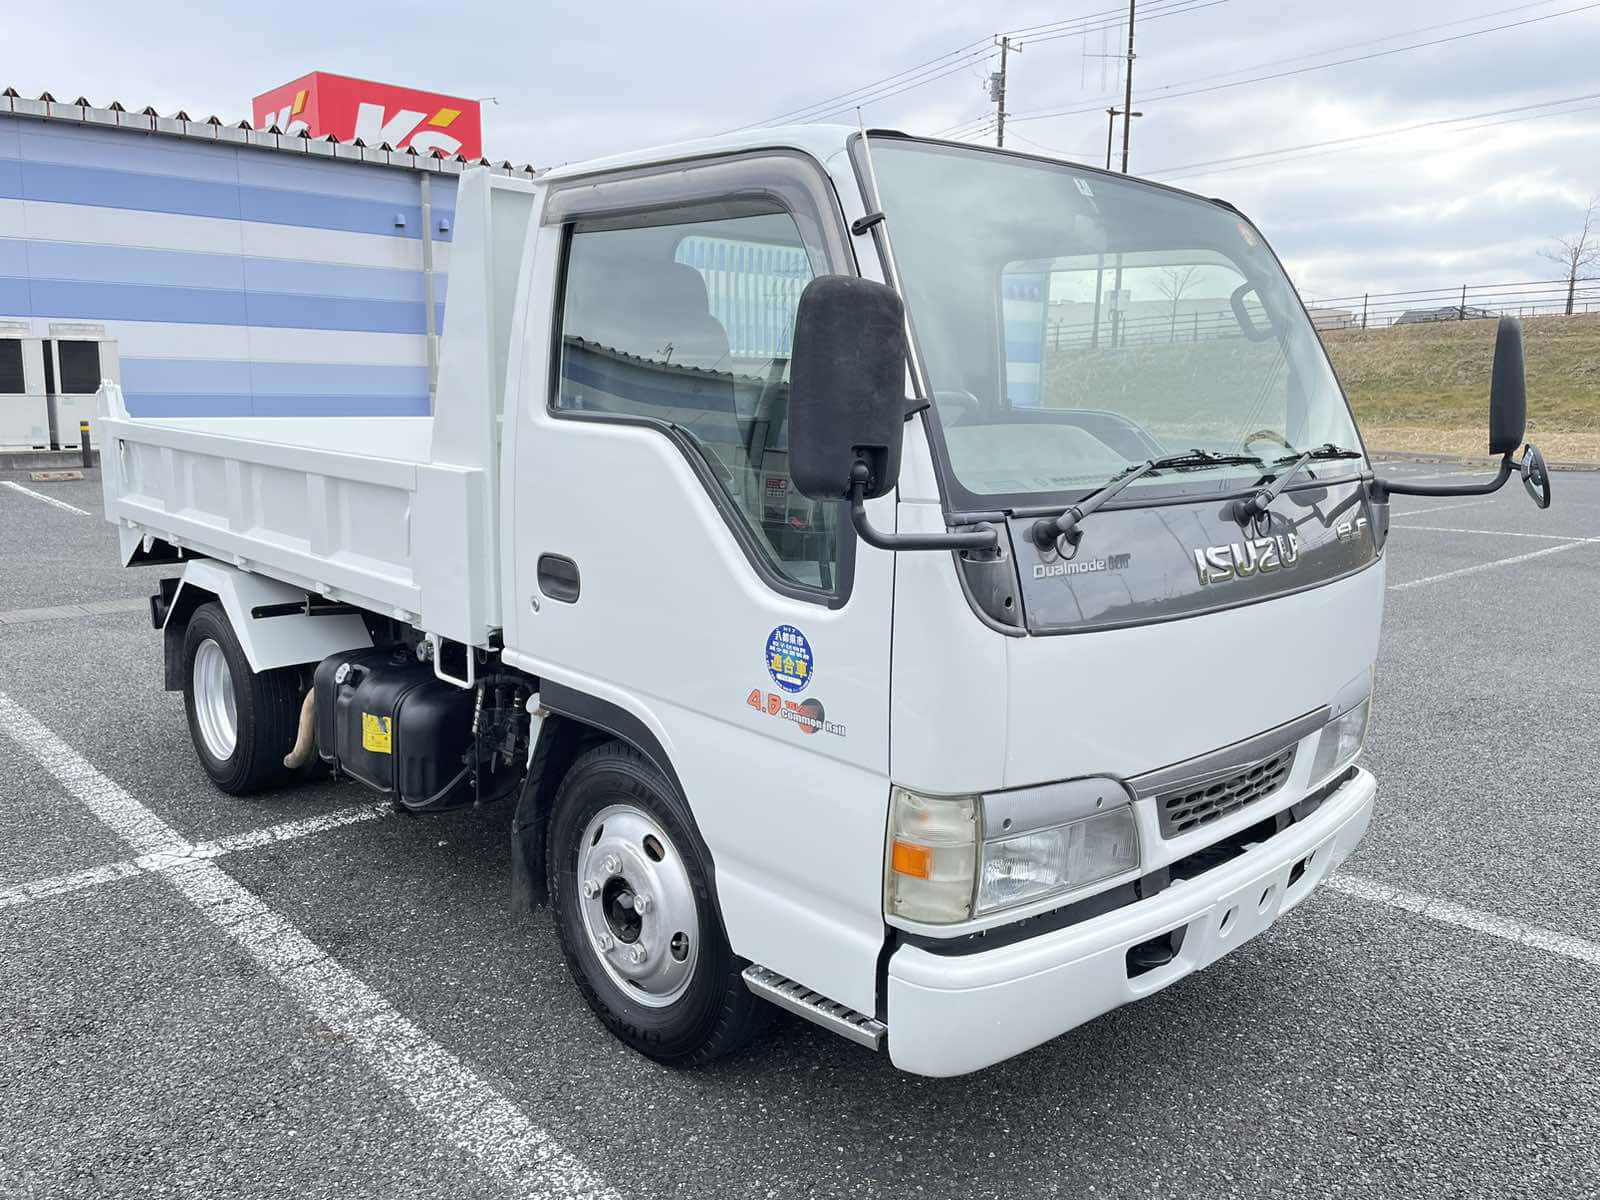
top-left (0, 88), bottom-right (541, 178)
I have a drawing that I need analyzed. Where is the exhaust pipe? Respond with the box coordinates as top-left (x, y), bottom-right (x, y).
top-left (283, 688), bottom-right (316, 769)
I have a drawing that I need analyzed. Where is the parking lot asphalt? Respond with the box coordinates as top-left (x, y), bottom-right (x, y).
top-left (2, 461), bottom-right (1598, 1199)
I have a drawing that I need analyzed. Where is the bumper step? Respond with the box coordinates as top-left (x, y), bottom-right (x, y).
top-left (742, 965), bottom-right (886, 1050)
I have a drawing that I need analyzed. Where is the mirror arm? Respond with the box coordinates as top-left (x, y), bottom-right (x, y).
top-left (848, 464), bottom-right (999, 552)
top-left (1369, 453), bottom-right (1515, 503)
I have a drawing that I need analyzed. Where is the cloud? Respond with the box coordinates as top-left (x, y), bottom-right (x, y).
top-left (5, 0), bottom-right (1598, 299)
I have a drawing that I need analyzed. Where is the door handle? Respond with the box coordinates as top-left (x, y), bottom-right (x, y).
top-left (536, 553), bottom-right (581, 603)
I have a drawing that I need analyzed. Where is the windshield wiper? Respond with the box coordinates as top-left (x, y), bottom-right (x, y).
top-left (1231, 443), bottom-right (1364, 523)
top-left (1030, 449), bottom-right (1264, 551)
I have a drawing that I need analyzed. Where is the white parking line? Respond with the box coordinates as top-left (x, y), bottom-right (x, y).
top-left (0, 479), bottom-right (91, 516)
top-left (1328, 873), bottom-right (1600, 969)
top-left (1392, 526), bottom-right (1600, 542)
top-left (1390, 497), bottom-right (1501, 519)
top-left (0, 803), bottom-right (389, 910)
top-left (1387, 540), bottom-right (1591, 591)
top-left (0, 692), bottom-right (617, 1200)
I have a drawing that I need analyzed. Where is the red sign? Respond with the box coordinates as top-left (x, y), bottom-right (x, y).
top-left (252, 72), bottom-right (483, 160)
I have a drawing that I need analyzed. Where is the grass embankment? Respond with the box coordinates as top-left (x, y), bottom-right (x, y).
top-left (1322, 313), bottom-right (1600, 463)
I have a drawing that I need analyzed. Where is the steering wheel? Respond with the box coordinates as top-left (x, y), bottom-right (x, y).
top-left (933, 390), bottom-right (982, 427)
top-left (1242, 428), bottom-right (1293, 456)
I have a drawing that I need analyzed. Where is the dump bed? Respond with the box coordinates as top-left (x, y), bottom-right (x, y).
top-left (98, 170), bottom-right (542, 647)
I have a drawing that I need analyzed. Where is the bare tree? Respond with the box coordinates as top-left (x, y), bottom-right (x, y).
top-left (1539, 194), bottom-right (1600, 316)
top-left (1155, 265), bottom-right (1202, 341)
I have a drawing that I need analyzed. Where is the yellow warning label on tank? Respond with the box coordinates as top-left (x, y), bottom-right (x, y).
top-left (361, 713), bottom-right (392, 754)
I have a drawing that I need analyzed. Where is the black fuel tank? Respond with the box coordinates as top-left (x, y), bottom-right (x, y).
top-left (313, 646), bottom-right (475, 811)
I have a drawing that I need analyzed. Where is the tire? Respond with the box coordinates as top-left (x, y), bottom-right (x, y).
top-left (547, 741), bottom-right (770, 1065)
top-left (180, 602), bottom-right (302, 795)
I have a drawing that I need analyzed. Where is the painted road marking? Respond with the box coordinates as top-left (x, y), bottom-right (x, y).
top-left (0, 803), bottom-right (389, 910)
top-left (1387, 539), bottom-right (1591, 591)
top-left (0, 597), bottom-right (147, 625)
top-left (0, 692), bottom-right (617, 1200)
top-left (1389, 497), bottom-right (1502, 519)
top-left (1393, 525), bottom-right (1600, 542)
top-left (1329, 873), bottom-right (1600, 969)
top-left (0, 479), bottom-right (91, 516)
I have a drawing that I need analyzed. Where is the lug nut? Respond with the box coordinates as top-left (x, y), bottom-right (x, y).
top-left (602, 854), bottom-right (621, 875)
top-left (627, 945), bottom-right (647, 964)
top-left (595, 933), bottom-right (614, 952)
top-left (581, 878), bottom-right (600, 898)
top-left (633, 893), bottom-right (652, 914)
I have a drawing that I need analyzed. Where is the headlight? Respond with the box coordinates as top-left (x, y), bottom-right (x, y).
top-left (885, 780), bottom-right (1140, 925)
top-left (1309, 695), bottom-right (1370, 785)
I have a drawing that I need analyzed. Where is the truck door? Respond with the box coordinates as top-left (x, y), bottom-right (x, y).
top-left (504, 153), bottom-right (894, 1016)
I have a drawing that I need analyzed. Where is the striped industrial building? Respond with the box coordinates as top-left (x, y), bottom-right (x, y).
top-left (0, 92), bottom-right (539, 449)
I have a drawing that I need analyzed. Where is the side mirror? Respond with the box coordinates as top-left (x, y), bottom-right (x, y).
top-left (1488, 316), bottom-right (1526, 456)
top-left (788, 274), bottom-right (997, 553)
top-left (1367, 313), bottom-right (1550, 511)
top-left (789, 275), bottom-right (906, 502)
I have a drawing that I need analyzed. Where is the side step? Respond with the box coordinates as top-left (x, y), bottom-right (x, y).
top-left (742, 965), bottom-right (886, 1050)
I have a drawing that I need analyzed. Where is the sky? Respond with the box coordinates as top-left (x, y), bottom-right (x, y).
top-left (6, 0), bottom-right (1600, 307)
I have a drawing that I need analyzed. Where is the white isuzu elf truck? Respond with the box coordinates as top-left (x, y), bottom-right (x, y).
top-left (98, 126), bottom-right (1552, 1077)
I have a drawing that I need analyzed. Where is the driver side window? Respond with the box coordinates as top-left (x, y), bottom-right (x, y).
top-left (554, 206), bottom-right (840, 592)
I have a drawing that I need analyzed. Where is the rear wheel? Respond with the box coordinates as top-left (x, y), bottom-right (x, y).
top-left (181, 602), bottom-right (301, 794)
top-left (547, 741), bottom-right (769, 1065)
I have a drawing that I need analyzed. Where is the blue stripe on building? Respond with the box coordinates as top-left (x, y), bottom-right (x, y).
top-left (121, 357), bottom-right (430, 397)
top-left (3, 238), bottom-right (435, 302)
top-left (122, 392), bottom-right (432, 418)
top-left (3, 278), bottom-right (445, 334)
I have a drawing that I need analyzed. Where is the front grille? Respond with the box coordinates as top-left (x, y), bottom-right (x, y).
top-left (1154, 747), bottom-right (1296, 837)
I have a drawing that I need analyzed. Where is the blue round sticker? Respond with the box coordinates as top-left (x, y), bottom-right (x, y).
top-left (765, 625), bottom-right (813, 693)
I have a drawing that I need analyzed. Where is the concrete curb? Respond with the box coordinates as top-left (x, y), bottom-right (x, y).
top-left (0, 449), bottom-right (100, 470)
top-left (1371, 448), bottom-right (1600, 472)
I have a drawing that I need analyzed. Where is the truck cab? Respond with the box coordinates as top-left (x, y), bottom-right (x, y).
top-left (104, 125), bottom-right (1551, 1076)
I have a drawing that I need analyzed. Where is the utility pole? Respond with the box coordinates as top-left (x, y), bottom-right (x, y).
top-left (990, 36), bottom-right (1019, 147)
top-left (1105, 106), bottom-right (1141, 170)
top-left (1120, 0), bottom-right (1137, 173)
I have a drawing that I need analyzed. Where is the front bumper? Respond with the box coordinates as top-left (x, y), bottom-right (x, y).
top-left (885, 767), bottom-right (1376, 1076)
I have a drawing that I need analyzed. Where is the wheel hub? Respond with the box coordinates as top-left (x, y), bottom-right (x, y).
top-left (576, 805), bottom-right (698, 1007)
top-left (192, 638), bottom-right (238, 761)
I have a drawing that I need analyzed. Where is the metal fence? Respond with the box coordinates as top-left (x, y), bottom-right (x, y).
top-left (1041, 303), bottom-right (1269, 351)
top-left (1301, 278), bottom-right (1600, 331)
top-left (1034, 277), bottom-right (1600, 352)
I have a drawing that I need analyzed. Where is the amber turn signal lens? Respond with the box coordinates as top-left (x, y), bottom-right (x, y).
top-left (890, 840), bottom-right (934, 880)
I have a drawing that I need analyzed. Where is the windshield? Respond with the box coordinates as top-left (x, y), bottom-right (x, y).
top-left (866, 136), bottom-right (1364, 509)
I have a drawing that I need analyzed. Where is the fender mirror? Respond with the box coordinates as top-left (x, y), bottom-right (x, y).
top-left (788, 275), bottom-right (997, 552)
top-left (1368, 316), bottom-right (1550, 511)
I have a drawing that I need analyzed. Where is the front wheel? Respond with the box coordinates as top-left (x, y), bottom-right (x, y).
top-left (181, 602), bottom-right (302, 794)
top-left (547, 741), bottom-right (769, 1065)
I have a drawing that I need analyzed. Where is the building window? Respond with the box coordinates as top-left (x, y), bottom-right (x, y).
top-left (57, 341), bottom-right (102, 395)
top-left (0, 340), bottom-right (23, 394)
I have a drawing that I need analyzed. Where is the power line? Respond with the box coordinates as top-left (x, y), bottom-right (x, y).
top-left (718, 37), bottom-right (992, 133)
top-left (736, 46), bottom-right (998, 130)
top-left (1147, 91), bottom-right (1600, 179)
top-left (1139, 0), bottom-right (1574, 96)
top-left (1005, 0), bottom-right (1600, 126)
top-left (724, 0), bottom-right (1216, 134)
top-left (1011, 0), bottom-right (1227, 48)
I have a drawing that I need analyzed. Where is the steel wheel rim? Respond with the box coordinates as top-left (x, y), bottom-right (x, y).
top-left (193, 638), bottom-right (238, 762)
top-left (575, 804), bottom-right (700, 1008)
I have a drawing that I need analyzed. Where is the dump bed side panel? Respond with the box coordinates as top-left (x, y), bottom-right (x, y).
top-left (100, 387), bottom-right (489, 644)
